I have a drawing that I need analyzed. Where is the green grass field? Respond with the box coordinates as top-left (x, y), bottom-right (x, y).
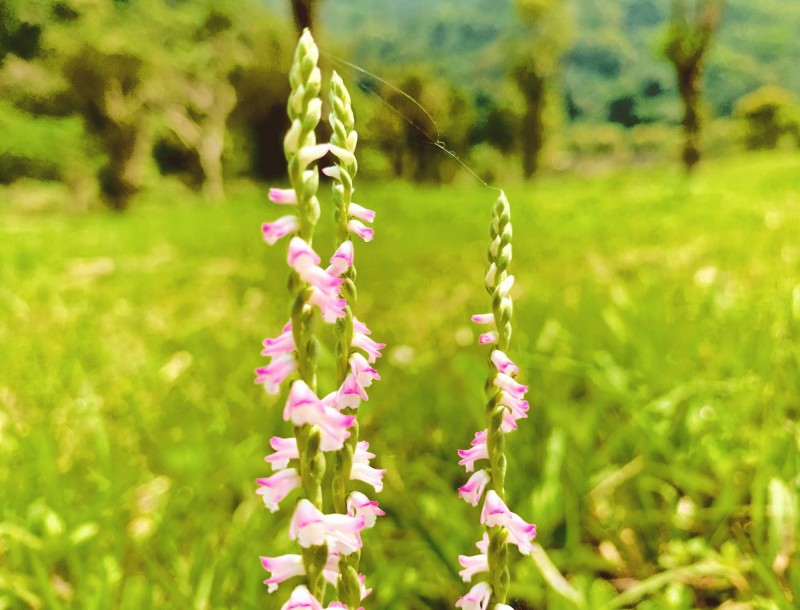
top-left (2, 152), bottom-right (799, 609)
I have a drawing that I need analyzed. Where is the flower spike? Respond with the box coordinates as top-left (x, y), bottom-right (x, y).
top-left (255, 31), bottom-right (383, 608)
top-left (455, 192), bottom-right (536, 608)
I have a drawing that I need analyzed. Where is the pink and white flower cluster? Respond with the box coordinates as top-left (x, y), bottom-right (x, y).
top-left (256, 163), bottom-right (385, 605)
top-left (455, 320), bottom-right (536, 609)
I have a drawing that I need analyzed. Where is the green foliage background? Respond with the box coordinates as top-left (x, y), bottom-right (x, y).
top-left (3, 152), bottom-right (800, 608)
top-left (2, 1), bottom-right (800, 608)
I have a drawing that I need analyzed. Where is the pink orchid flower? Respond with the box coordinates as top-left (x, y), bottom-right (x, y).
top-left (494, 373), bottom-right (527, 399)
top-left (327, 241), bottom-right (355, 277)
top-left (347, 491), bottom-right (385, 528)
top-left (283, 381), bottom-right (355, 451)
top-left (478, 331), bottom-right (499, 345)
top-left (261, 323), bottom-right (296, 356)
top-left (264, 436), bottom-right (299, 470)
top-left (490, 350), bottom-right (519, 375)
top-left (348, 203), bottom-right (376, 223)
top-left (268, 188), bottom-right (298, 205)
top-left (256, 468), bottom-right (301, 512)
top-left (263, 216), bottom-right (300, 245)
top-left (260, 554), bottom-right (304, 592)
top-left (347, 219), bottom-right (374, 242)
top-left (351, 319), bottom-right (385, 362)
top-left (457, 430), bottom-right (488, 472)
top-left (480, 490), bottom-right (537, 555)
top-left (458, 469), bottom-right (491, 507)
top-left (279, 585), bottom-right (323, 610)
top-left (470, 313), bottom-right (495, 325)
top-left (255, 353), bottom-right (297, 395)
top-left (455, 581), bottom-right (492, 610)
top-left (457, 550), bottom-right (488, 583)
top-left (351, 441), bottom-right (386, 492)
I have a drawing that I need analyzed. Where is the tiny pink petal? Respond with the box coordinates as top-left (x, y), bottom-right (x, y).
top-left (348, 203), bottom-right (376, 223)
top-left (501, 409), bottom-right (519, 432)
top-left (471, 429), bottom-right (488, 446)
top-left (316, 408), bottom-right (356, 452)
top-left (348, 219), bottom-right (374, 242)
top-left (458, 469), bottom-right (491, 507)
top-left (480, 490), bottom-right (536, 555)
top-left (260, 554), bottom-right (304, 592)
top-left (301, 264), bottom-right (344, 295)
top-left (287, 237), bottom-right (321, 272)
top-left (265, 436), bottom-right (299, 470)
top-left (289, 500), bottom-right (326, 548)
top-left (280, 585), bottom-right (324, 610)
top-left (352, 332), bottom-right (385, 363)
top-left (262, 216), bottom-right (300, 245)
top-left (490, 350), bottom-right (519, 375)
top-left (323, 552), bottom-right (340, 586)
top-left (255, 353), bottom-right (297, 395)
top-left (471, 313), bottom-right (495, 325)
top-left (352, 317), bottom-right (372, 335)
top-left (328, 241), bottom-right (355, 277)
top-left (256, 468), bottom-right (301, 512)
top-left (358, 573), bottom-right (372, 600)
top-left (261, 327), bottom-right (296, 356)
top-left (283, 380), bottom-right (322, 423)
top-left (351, 353), bottom-right (380, 386)
top-left (457, 444), bottom-right (488, 473)
top-left (458, 552), bottom-right (488, 582)
top-left (268, 188), bottom-right (298, 205)
top-left (455, 581), bottom-right (492, 610)
top-left (479, 331), bottom-right (499, 345)
top-left (323, 513), bottom-right (366, 555)
top-left (475, 532), bottom-right (490, 554)
top-left (309, 288), bottom-right (347, 323)
top-left (350, 462), bottom-right (385, 493)
top-left (494, 372), bottom-right (528, 399)
top-left (336, 373), bottom-right (366, 410)
top-left (347, 491), bottom-right (385, 528)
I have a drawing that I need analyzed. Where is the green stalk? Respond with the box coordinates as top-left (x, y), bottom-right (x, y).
top-left (485, 192), bottom-right (514, 606)
top-left (327, 71), bottom-right (364, 610)
top-left (284, 28), bottom-right (327, 601)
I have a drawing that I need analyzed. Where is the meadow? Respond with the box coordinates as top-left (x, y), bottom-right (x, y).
top-left (1, 151), bottom-right (799, 609)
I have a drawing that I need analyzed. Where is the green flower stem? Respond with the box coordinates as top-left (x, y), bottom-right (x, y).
top-left (327, 71), bottom-right (364, 610)
top-left (285, 28), bottom-right (327, 601)
top-left (485, 191), bottom-right (514, 606)
top-left (329, 70), bottom-right (359, 513)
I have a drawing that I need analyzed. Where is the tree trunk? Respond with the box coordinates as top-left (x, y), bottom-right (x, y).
top-left (676, 62), bottom-right (702, 172)
top-left (290, 0), bottom-right (317, 35)
top-left (198, 136), bottom-right (225, 202)
top-left (100, 119), bottom-right (150, 211)
top-left (520, 73), bottom-right (546, 179)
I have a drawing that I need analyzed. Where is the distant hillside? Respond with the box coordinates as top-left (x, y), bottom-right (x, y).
top-left (262, 0), bottom-right (800, 125)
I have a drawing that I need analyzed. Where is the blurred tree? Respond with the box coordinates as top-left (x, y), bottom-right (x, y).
top-left (367, 71), bottom-right (473, 183)
top-left (0, 2), bottom-right (43, 62)
top-left (61, 47), bottom-right (153, 211)
top-left (663, 0), bottom-right (724, 172)
top-left (734, 85), bottom-right (800, 150)
top-left (45, 0), bottom-right (167, 211)
top-left (290, 0), bottom-right (320, 35)
top-left (513, 0), bottom-right (571, 178)
top-left (469, 93), bottom-right (517, 153)
top-left (160, 6), bottom-right (251, 202)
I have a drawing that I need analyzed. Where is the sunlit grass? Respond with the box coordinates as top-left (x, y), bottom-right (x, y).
top-left (2, 151), bottom-right (799, 609)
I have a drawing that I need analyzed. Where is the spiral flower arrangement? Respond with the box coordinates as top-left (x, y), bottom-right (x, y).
top-left (455, 192), bottom-right (537, 610)
top-left (255, 30), bottom-right (384, 610)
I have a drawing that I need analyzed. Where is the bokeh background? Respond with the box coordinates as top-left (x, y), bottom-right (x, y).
top-left (1, 1), bottom-right (799, 609)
